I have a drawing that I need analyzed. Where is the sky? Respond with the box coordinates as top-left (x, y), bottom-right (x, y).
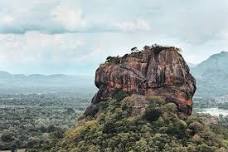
top-left (0, 0), bottom-right (228, 75)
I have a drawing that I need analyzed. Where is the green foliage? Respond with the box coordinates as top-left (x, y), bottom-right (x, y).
top-left (162, 102), bottom-right (177, 112)
top-left (0, 93), bottom-right (85, 151)
top-left (105, 56), bottom-right (121, 64)
top-left (188, 122), bottom-right (204, 135)
top-left (1, 132), bottom-right (15, 142)
top-left (144, 105), bottom-right (161, 122)
top-left (146, 95), bottom-right (166, 105)
top-left (65, 120), bottom-right (98, 140)
top-left (113, 90), bottom-right (128, 101)
top-left (143, 96), bottom-right (165, 122)
top-left (224, 140), bottom-right (228, 147)
top-left (37, 96), bottom-right (228, 152)
top-left (102, 121), bottom-right (117, 134)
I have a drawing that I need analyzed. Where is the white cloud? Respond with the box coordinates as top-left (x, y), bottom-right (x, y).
top-left (0, 32), bottom-right (86, 65)
top-left (1, 15), bottom-right (15, 24)
top-left (51, 5), bottom-right (86, 31)
top-left (115, 19), bottom-right (151, 32)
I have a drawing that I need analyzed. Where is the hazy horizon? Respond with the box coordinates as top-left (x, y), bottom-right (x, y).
top-left (0, 50), bottom-right (226, 75)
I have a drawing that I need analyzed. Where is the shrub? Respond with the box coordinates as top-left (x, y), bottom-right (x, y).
top-left (52, 128), bottom-right (64, 139)
top-left (65, 120), bottom-right (98, 140)
top-left (113, 90), bottom-right (128, 101)
top-left (102, 121), bottom-right (116, 134)
top-left (196, 143), bottom-right (216, 152)
top-left (162, 103), bottom-right (177, 113)
top-left (144, 107), bottom-right (162, 122)
top-left (1, 132), bottom-right (15, 142)
top-left (188, 122), bottom-right (204, 135)
top-left (146, 96), bottom-right (165, 105)
top-left (105, 56), bottom-right (121, 64)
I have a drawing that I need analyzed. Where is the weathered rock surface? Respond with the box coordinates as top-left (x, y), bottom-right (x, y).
top-left (86, 45), bottom-right (196, 115)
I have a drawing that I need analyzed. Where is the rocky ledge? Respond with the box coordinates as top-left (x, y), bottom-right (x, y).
top-left (86, 45), bottom-right (196, 116)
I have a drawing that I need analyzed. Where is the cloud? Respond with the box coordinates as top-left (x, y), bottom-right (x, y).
top-left (0, 0), bottom-right (226, 41)
top-left (0, 30), bottom-right (227, 74)
top-left (0, 0), bottom-right (152, 34)
top-left (0, 0), bottom-right (228, 74)
top-left (1, 15), bottom-right (15, 24)
top-left (51, 4), bottom-right (86, 32)
top-left (115, 19), bottom-right (151, 32)
top-left (0, 32), bottom-right (86, 65)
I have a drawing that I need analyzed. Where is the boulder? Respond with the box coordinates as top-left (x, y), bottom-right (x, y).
top-left (86, 45), bottom-right (196, 115)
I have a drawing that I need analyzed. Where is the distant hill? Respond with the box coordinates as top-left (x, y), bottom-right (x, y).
top-left (0, 71), bottom-right (96, 95)
top-left (192, 51), bottom-right (228, 97)
top-left (187, 63), bottom-right (197, 68)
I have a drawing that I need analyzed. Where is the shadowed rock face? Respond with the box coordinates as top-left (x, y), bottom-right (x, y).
top-left (86, 45), bottom-right (196, 115)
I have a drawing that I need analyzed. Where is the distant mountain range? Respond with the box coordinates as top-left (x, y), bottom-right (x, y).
top-left (0, 72), bottom-right (96, 95)
top-left (191, 51), bottom-right (228, 97)
top-left (0, 51), bottom-right (227, 97)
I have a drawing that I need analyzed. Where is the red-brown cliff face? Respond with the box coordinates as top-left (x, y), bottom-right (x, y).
top-left (86, 45), bottom-right (196, 115)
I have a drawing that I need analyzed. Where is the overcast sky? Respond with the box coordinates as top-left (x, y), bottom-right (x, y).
top-left (0, 0), bottom-right (228, 75)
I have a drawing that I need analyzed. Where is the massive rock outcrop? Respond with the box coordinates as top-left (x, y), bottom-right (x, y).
top-left (86, 45), bottom-right (196, 115)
